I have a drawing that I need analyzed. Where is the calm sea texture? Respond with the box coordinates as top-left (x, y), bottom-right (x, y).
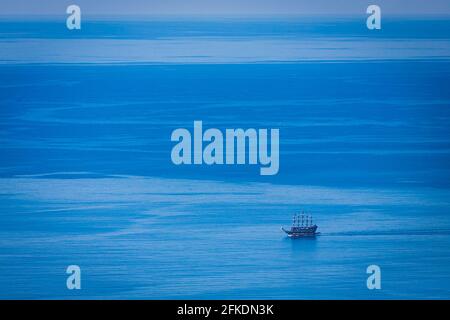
top-left (0, 17), bottom-right (450, 299)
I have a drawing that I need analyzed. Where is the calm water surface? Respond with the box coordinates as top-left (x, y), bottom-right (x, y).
top-left (0, 18), bottom-right (449, 299)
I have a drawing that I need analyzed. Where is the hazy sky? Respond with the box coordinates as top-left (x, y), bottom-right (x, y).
top-left (1, 0), bottom-right (450, 16)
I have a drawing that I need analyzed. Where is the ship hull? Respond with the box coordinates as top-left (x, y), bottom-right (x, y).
top-left (281, 226), bottom-right (319, 238)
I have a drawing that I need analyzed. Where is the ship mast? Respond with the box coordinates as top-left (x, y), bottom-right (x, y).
top-left (284, 210), bottom-right (318, 237)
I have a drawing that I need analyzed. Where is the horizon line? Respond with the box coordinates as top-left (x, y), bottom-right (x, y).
top-left (1, 13), bottom-right (450, 21)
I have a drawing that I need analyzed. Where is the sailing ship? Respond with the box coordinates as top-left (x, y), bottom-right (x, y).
top-left (281, 212), bottom-right (319, 238)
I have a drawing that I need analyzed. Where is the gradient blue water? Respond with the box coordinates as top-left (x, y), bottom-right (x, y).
top-left (0, 18), bottom-right (450, 299)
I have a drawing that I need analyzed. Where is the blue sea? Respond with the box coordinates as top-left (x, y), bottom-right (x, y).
top-left (0, 16), bottom-right (450, 299)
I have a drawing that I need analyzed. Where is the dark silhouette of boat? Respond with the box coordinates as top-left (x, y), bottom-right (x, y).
top-left (281, 212), bottom-right (319, 238)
